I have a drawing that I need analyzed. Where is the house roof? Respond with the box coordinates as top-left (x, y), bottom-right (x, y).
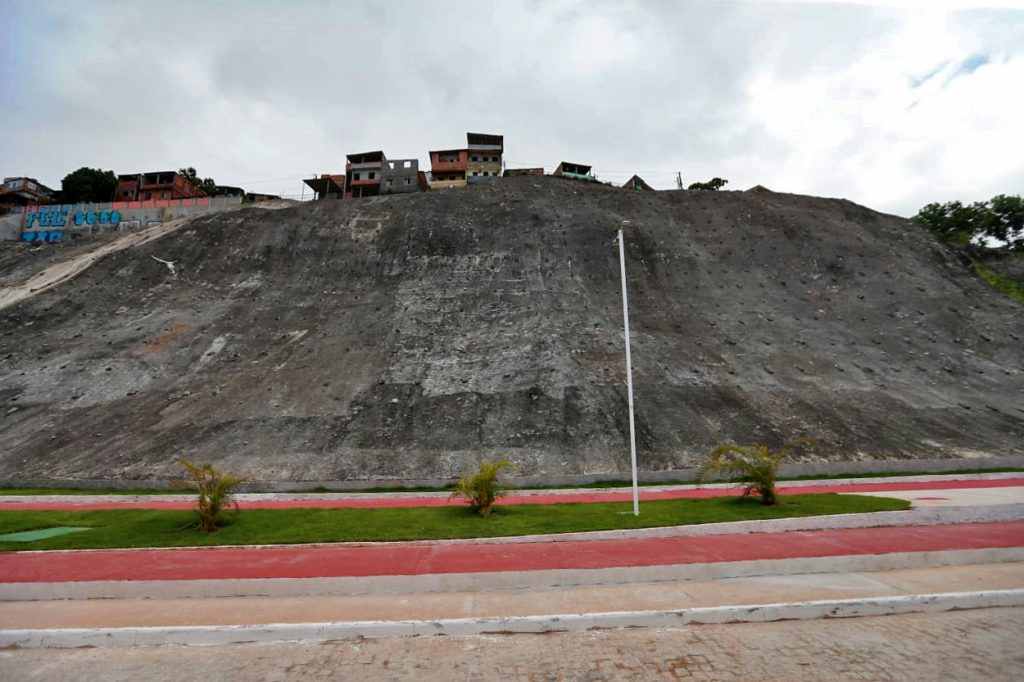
top-left (622, 175), bottom-right (654, 191)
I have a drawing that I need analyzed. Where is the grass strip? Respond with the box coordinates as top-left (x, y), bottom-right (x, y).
top-left (0, 493), bottom-right (909, 551)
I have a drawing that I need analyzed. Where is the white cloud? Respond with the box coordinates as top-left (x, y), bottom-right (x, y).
top-left (0, 0), bottom-right (1021, 215)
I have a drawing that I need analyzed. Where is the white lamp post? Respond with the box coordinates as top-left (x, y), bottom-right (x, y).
top-left (617, 220), bottom-right (640, 516)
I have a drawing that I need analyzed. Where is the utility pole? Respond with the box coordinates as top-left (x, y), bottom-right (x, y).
top-left (617, 220), bottom-right (640, 516)
top-left (676, 172), bottom-right (683, 190)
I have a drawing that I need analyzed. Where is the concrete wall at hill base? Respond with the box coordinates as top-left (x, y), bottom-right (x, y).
top-left (8, 197), bottom-right (243, 243)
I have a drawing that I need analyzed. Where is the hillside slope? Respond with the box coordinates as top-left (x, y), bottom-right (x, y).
top-left (1, 177), bottom-right (1021, 482)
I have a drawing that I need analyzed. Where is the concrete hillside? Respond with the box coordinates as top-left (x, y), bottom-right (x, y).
top-left (0, 177), bottom-right (1021, 483)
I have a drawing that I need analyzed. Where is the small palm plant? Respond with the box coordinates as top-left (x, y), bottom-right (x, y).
top-left (450, 460), bottom-right (515, 517)
top-left (698, 440), bottom-right (809, 506)
top-left (177, 458), bottom-right (246, 532)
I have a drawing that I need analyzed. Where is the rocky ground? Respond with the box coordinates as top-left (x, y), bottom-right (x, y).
top-left (0, 177), bottom-right (1021, 482)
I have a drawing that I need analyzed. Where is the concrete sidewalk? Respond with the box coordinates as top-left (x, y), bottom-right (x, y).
top-left (2, 562), bottom-right (1020, 630)
top-left (2, 562), bottom-right (1022, 648)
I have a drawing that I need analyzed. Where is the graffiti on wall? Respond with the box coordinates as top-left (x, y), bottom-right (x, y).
top-left (24, 206), bottom-right (69, 228)
top-left (24, 206), bottom-right (121, 230)
top-left (21, 231), bottom-right (67, 243)
top-left (74, 209), bottom-right (121, 226)
top-left (13, 196), bottom-right (242, 244)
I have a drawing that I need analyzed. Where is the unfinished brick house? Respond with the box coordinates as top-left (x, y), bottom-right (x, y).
top-left (344, 151), bottom-right (385, 199)
top-left (115, 171), bottom-right (207, 201)
top-left (428, 148), bottom-right (468, 190)
top-left (380, 158), bottom-right (421, 195)
top-left (303, 174), bottom-right (346, 200)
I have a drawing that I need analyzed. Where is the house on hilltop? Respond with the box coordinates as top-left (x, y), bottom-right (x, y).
top-left (553, 162), bottom-right (596, 182)
top-left (381, 158), bottom-right (422, 195)
top-left (0, 177), bottom-right (55, 208)
top-left (429, 132), bottom-right (504, 190)
top-left (466, 132), bottom-right (503, 183)
top-left (304, 174), bottom-right (346, 200)
top-left (344, 151), bottom-right (385, 199)
top-left (622, 175), bottom-right (654, 191)
top-left (504, 168), bottom-right (544, 177)
top-left (429, 148), bottom-right (468, 190)
top-left (115, 171), bottom-right (207, 202)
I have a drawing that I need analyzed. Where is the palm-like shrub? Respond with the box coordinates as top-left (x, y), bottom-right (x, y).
top-left (698, 441), bottom-right (807, 506)
top-left (177, 458), bottom-right (246, 532)
top-left (451, 460), bottom-right (515, 517)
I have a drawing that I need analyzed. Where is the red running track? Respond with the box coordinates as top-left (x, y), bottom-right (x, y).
top-left (1, 478), bottom-right (1022, 511)
top-left (2, 521), bottom-right (1022, 583)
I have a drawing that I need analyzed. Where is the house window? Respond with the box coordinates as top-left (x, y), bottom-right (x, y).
top-left (368, 171), bottom-right (375, 180)
top-left (161, 191), bottom-right (168, 199)
top-left (403, 161), bottom-right (411, 169)
top-left (471, 156), bottom-right (478, 162)
top-left (385, 179), bottom-right (393, 187)
top-left (122, 191), bottom-right (130, 197)
top-left (404, 177), bottom-right (411, 185)
top-left (353, 172), bottom-right (360, 181)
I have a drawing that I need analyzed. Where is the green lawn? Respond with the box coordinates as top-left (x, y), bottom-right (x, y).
top-left (0, 493), bottom-right (909, 551)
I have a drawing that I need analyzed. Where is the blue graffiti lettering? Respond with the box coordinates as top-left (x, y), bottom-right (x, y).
top-left (46, 231), bottom-right (64, 243)
top-left (21, 232), bottom-right (36, 242)
top-left (26, 206), bottom-right (69, 229)
top-left (73, 209), bottom-right (122, 227)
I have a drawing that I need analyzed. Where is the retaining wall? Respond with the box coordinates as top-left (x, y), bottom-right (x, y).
top-left (5, 196), bottom-right (244, 243)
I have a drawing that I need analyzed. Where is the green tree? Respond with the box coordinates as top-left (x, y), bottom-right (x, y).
top-left (178, 166), bottom-right (218, 196)
top-left (988, 194), bottom-right (1024, 248)
top-left (450, 460), bottom-right (515, 517)
top-left (177, 458), bottom-right (246, 532)
top-left (914, 194), bottom-right (1023, 251)
top-left (698, 440), bottom-right (810, 506)
top-left (60, 167), bottom-right (118, 204)
top-left (687, 177), bottom-right (728, 191)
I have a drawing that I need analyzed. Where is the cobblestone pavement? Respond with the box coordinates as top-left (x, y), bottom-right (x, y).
top-left (3, 608), bottom-right (1022, 681)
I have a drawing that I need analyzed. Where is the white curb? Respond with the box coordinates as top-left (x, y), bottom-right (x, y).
top-left (2, 589), bottom-right (1021, 649)
top-left (1, 471), bottom-right (1020, 505)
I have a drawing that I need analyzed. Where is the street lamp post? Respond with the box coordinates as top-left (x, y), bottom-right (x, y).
top-left (617, 220), bottom-right (640, 516)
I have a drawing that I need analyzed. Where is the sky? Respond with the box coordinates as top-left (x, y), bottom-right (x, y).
top-left (1, 0), bottom-right (1022, 217)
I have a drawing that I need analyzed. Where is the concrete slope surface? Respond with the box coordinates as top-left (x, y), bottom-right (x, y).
top-left (0, 177), bottom-right (1021, 481)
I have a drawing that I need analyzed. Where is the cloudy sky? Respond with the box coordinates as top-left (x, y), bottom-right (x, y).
top-left (2, 0), bottom-right (1022, 216)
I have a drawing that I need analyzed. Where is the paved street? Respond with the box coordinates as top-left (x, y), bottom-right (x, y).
top-left (4, 607), bottom-right (1022, 681)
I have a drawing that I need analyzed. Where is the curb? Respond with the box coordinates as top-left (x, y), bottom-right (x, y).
top-left (5, 548), bottom-right (1023, 601)
top-left (2, 471), bottom-right (1021, 505)
top-left (4, 454), bottom-right (1022, 491)
top-left (3, 589), bottom-right (1021, 649)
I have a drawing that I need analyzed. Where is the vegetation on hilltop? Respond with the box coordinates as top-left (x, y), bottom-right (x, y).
top-left (914, 194), bottom-right (1023, 251)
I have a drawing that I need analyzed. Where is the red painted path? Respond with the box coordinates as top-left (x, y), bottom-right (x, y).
top-left (2, 521), bottom-right (1022, 583)
top-left (3, 478), bottom-right (1021, 511)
